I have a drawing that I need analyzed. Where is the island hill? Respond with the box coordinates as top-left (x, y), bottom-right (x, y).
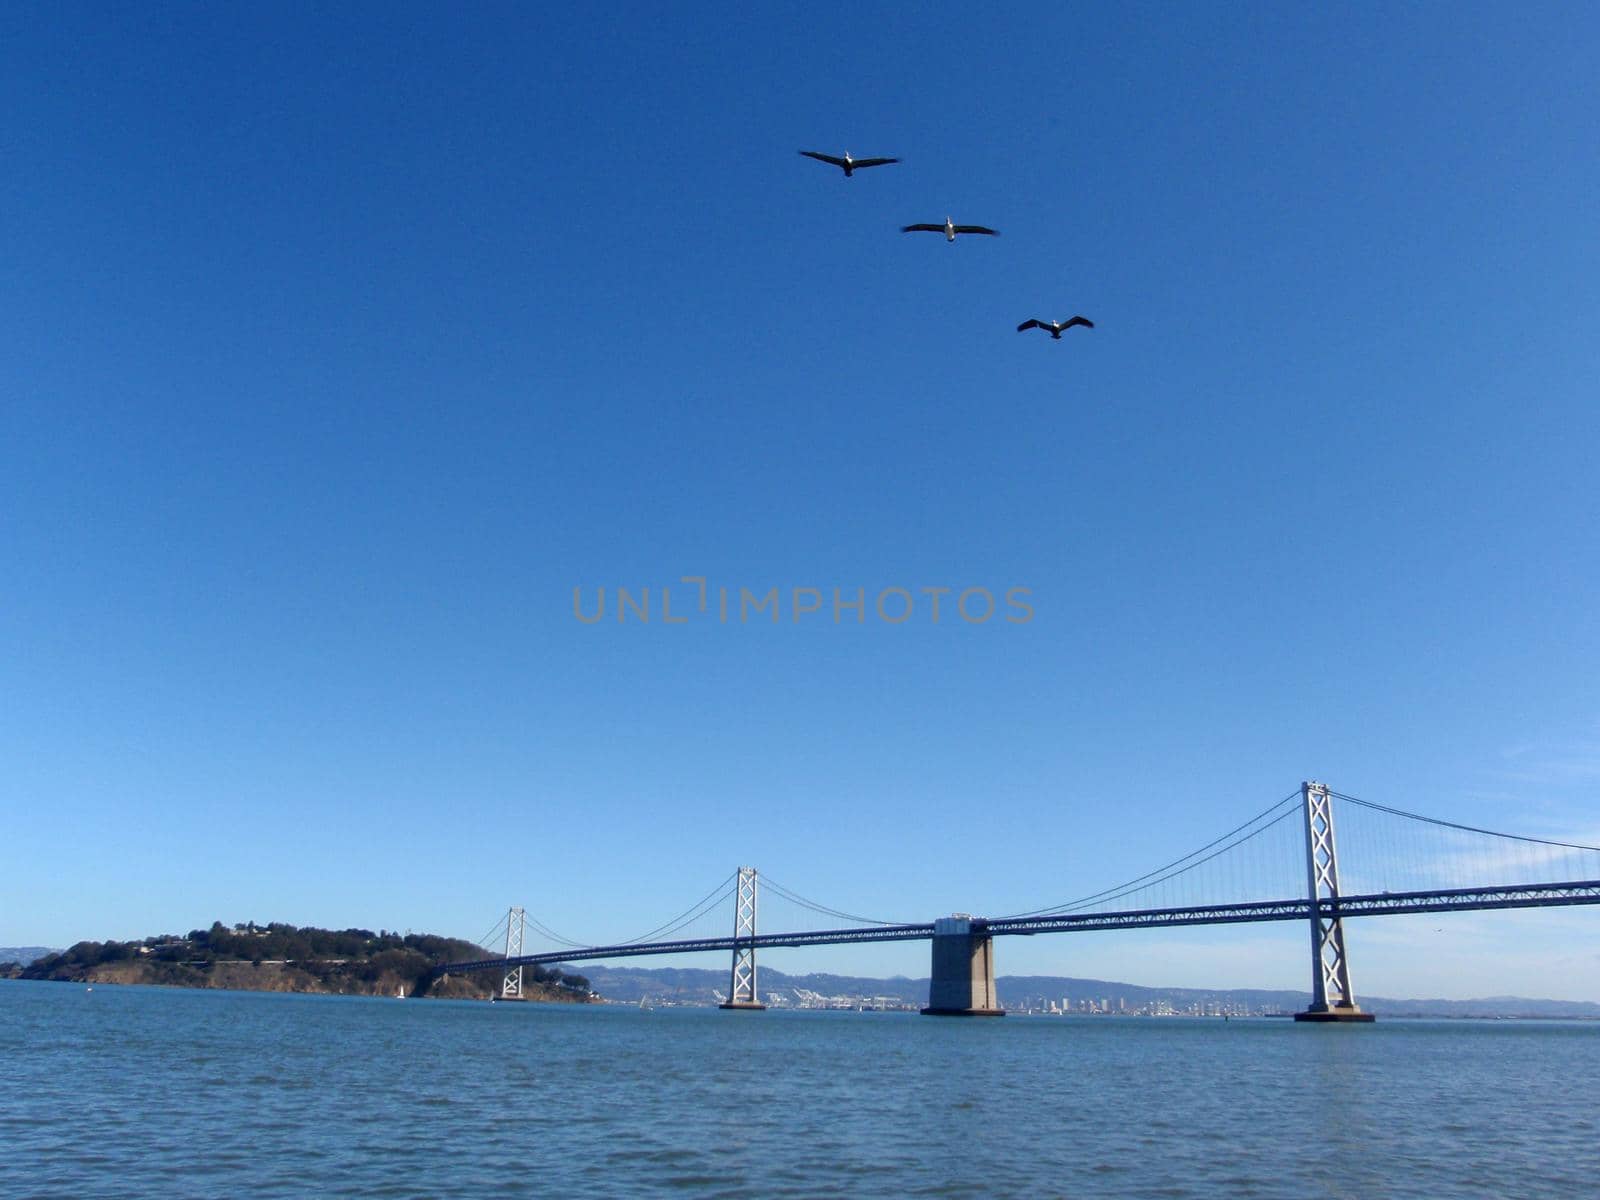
top-left (8, 921), bottom-right (594, 1003)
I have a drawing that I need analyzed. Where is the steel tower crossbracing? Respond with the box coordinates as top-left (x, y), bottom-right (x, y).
top-left (1296, 782), bottom-right (1373, 1021)
top-left (502, 906), bottom-right (526, 1000)
top-left (720, 867), bottom-right (765, 1009)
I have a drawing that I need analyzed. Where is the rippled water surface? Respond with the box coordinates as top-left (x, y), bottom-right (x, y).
top-left (4, 980), bottom-right (1599, 1198)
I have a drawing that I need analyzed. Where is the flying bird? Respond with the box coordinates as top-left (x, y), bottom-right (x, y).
top-left (901, 216), bottom-right (1000, 242)
top-left (799, 150), bottom-right (899, 177)
top-left (1017, 316), bottom-right (1095, 339)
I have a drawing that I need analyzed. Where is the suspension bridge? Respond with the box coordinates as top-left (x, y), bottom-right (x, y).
top-left (436, 783), bottom-right (1600, 1019)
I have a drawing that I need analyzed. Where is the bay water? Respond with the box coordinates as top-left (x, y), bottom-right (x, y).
top-left (3, 979), bottom-right (1597, 1198)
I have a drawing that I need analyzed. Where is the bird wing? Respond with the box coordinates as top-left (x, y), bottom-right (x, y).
top-left (850, 157), bottom-right (899, 169)
top-left (901, 224), bottom-right (944, 233)
top-left (952, 225), bottom-right (999, 236)
top-left (1062, 316), bottom-right (1095, 330)
top-left (1017, 320), bottom-right (1043, 332)
top-left (798, 151), bottom-right (847, 167)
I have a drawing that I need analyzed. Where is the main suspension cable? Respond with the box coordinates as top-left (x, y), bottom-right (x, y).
top-left (760, 875), bottom-right (906, 926)
top-left (617, 872), bottom-right (738, 946)
top-left (1332, 792), bottom-right (1600, 853)
top-left (998, 790), bottom-right (1303, 919)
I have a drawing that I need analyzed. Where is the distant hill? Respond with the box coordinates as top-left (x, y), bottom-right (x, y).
top-left (12, 922), bottom-right (594, 1003)
top-left (0, 947), bottom-right (59, 967)
top-left (579, 963), bottom-right (1600, 1019)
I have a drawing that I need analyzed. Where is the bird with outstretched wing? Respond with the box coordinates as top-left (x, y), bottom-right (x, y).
top-left (1018, 316), bottom-right (1095, 339)
top-left (901, 217), bottom-right (1000, 241)
top-left (799, 150), bottom-right (899, 176)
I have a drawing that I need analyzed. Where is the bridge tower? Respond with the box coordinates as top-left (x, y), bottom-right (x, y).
top-left (502, 906), bottom-right (526, 1001)
top-left (1295, 782), bottom-right (1374, 1023)
top-left (719, 867), bottom-right (766, 1010)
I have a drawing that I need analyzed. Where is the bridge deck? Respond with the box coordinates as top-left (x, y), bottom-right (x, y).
top-left (438, 880), bottom-right (1600, 975)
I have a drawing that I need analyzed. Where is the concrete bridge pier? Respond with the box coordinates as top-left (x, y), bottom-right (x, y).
top-left (920, 917), bottom-right (1005, 1016)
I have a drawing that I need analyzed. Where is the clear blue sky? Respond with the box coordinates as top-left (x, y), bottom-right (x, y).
top-left (4, 4), bottom-right (1598, 998)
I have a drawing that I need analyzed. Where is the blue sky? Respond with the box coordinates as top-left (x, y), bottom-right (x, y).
top-left (4, 4), bottom-right (1598, 998)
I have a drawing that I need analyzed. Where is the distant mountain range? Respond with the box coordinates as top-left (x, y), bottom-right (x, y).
top-left (580, 963), bottom-right (1600, 1019)
top-left (0, 947), bottom-right (58, 966)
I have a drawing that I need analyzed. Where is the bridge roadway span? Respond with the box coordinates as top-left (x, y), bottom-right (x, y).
top-left (439, 878), bottom-right (1600, 976)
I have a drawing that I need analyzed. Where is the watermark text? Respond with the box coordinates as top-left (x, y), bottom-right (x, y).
top-left (572, 578), bottom-right (1034, 626)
